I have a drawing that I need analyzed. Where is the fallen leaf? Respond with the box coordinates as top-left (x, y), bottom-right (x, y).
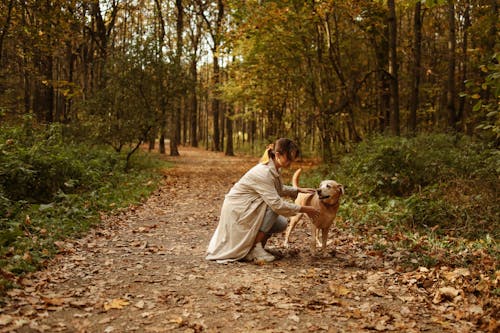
top-left (0, 315), bottom-right (13, 326)
top-left (42, 297), bottom-right (66, 306)
top-left (433, 287), bottom-right (460, 304)
top-left (169, 316), bottom-right (185, 324)
top-left (442, 268), bottom-right (470, 282)
top-left (438, 287), bottom-right (460, 298)
top-left (134, 300), bottom-right (145, 309)
top-left (328, 282), bottom-right (351, 297)
top-left (367, 286), bottom-right (385, 297)
top-left (103, 299), bottom-right (130, 311)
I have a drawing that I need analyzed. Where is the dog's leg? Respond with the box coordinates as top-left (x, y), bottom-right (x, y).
top-left (284, 214), bottom-right (302, 248)
top-left (310, 224), bottom-right (318, 253)
top-left (320, 228), bottom-right (329, 253)
top-left (315, 229), bottom-right (322, 247)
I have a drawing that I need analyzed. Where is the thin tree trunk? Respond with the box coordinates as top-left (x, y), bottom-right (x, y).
top-left (388, 0), bottom-right (400, 136)
top-left (409, 1), bottom-right (422, 135)
top-left (0, 0), bottom-right (14, 66)
top-left (446, 0), bottom-right (457, 131)
top-left (212, 55), bottom-right (220, 151)
top-left (458, 0), bottom-right (470, 132)
top-left (170, 0), bottom-right (183, 156)
top-left (190, 59), bottom-right (199, 147)
top-left (225, 106), bottom-right (234, 156)
top-left (154, 0), bottom-right (167, 154)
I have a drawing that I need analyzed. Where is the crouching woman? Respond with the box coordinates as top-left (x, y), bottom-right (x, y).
top-left (206, 138), bottom-right (320, 263)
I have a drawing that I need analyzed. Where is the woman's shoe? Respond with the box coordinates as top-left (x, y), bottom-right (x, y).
top-left (244, 243), bottom-right (275, 263)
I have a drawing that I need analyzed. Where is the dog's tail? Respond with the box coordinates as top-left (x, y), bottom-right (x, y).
top-left (292, 168), bottom-right (302, 187)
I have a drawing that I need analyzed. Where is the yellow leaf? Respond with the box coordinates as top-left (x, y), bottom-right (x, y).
top-left (104, 298), bottom-right (130, 311)
top-left (42, 297), bottom-right (66, 306)
top-left (169, 316), bottom-right (185, 324)
top-left (328, 282), bottom-right (351, 297)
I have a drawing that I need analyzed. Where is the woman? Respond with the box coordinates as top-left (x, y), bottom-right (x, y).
top-left (206, 138), bottom-right (320, 263)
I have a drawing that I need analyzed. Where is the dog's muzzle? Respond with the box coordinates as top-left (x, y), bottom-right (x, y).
top-left (317, 189), bottom-right (330, 200)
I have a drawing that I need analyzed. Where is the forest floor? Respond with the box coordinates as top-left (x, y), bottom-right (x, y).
top-left (0, 146), bottom-right (496, 332)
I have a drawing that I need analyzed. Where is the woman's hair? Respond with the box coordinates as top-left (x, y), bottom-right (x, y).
top-left (260, 138), bottom-right (300, 164)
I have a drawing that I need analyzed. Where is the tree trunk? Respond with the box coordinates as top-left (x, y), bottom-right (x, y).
top-left (409, 1), bottom-right (422, 135)
top-left (170, 0), bottom-right (183, 156)
top-left (225, 106), bottom-right (234, 156)
top-left (33, 54), bottom-right (54, 123)
top-left (446, 0), bottom-right (457, 131)
top-left (212, 55), bottom-right (220, 151)
top-left (190, 59), bottom-right (198, 147)
top-left (90, 0), bottom-right (118, 90)
top-left (458, 0), bottom-right (470, 132)
top-left (388, 0), bottom-right (400, 136)
top-left (0, 0), bottom-right (14, 66)
top-left (159, 98), bottom-right (167, 154)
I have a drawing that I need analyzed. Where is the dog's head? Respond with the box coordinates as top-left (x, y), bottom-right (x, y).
top-left (317, 180), bottom-right (343, 205)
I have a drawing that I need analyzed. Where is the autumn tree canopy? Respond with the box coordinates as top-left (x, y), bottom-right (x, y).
top-left (0, 0), bottom-right (498, 158)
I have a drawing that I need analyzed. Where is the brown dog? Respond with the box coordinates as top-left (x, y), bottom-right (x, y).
top-left (284, 168), bottom-right (343, 253)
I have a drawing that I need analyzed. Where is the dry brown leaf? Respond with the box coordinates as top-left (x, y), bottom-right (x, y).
top-left (42, 297), bottom-right (66, 306)
top-left (433, 286), bottom-right (461, 303)
top-left (328, 282), bottom-right (351, 297)
top-left (0, 315), bottom-right (13, 326)
top-left (367, 285), bottom-right (385, 297)
top-left (442, 268), bottom-right (470, 282)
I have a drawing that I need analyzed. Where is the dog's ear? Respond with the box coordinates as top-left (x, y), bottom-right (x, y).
top-left (338, 184), bottom-right (344, 195)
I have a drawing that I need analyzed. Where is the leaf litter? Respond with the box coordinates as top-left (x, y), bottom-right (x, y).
top-left (0, 146), bottom-right (498, 332)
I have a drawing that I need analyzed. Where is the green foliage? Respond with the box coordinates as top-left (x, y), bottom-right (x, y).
top-left (465, 53), bottom-right (500, 143)
top-left (329, 134), bottom-right (497, 199)
top-left (0, 123), bottom-right (169, 285)
top-left (78, 51), bottom-right (161, 156)
top-left (309, 134), bottom-right (498, 240)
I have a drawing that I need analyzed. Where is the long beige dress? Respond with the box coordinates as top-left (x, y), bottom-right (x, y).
top-left (206, 159), bottom-right (300, 262)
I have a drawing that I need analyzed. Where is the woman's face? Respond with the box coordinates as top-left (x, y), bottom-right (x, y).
top-left (276, 150), bottom-right (296, 169)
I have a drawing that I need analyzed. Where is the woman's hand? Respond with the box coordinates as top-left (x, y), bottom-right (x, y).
top-left (298, 187), bottom-right (316, 194)
top-left (300, 205), bottom-right (320, 220)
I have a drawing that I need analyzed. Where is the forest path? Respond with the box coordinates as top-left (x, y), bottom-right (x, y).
top-left (3, 146), bottom-right (483, 332)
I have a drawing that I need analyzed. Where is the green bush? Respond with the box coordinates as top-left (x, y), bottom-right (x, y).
top-left (309, 134), bottom-right (498, 239)
top-left (327, 134), bottom-right (498, 198)
top-left (0, 122), bottom-right (169, 281)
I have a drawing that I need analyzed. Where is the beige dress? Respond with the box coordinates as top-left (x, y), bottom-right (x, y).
top-left (206, 159), bottom-right (300, 263)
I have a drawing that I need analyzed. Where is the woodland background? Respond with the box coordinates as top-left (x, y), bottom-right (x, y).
top-left (0, 0), bottom-right (498, 157)
top-left (0, 0), bottom-right (498, 308)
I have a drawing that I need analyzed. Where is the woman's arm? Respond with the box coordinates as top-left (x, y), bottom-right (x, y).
top-left (299, 205), bottom-right (320, 219)
top-left (297, 187), bottom-right (316, 194)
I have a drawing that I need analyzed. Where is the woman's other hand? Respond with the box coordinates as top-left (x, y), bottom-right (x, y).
top-left (298, 187), bottom-right (316, 194)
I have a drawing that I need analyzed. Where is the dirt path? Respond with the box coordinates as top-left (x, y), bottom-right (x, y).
top-left (1, 147), bottom-right (488, 332)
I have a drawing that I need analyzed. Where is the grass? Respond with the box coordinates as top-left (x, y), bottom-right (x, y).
top-left (0, 123), bottom-right (171, 295)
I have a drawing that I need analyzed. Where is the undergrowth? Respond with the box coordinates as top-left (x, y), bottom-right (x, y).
top-left (307, 134), bottom-right (499, 270)
top-left (0, 122), bottom-right (169, 294)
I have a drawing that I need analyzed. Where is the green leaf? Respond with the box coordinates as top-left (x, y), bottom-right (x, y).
top-left (473, 102), bottom-right (482, 112)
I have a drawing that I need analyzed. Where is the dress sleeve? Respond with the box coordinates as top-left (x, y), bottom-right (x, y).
top-left (249, 169), bottom-right (301, 217)
top-left (282, 185), bottom-right (298, 199)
